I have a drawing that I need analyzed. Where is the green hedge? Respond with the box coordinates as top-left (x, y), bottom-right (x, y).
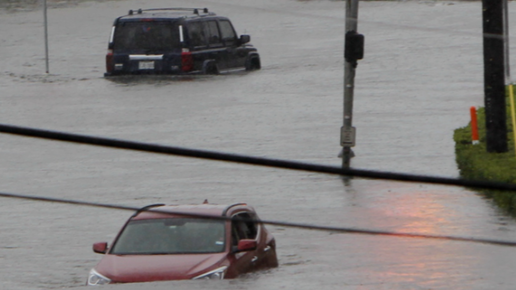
top-left (453, 85), bottom-right (516, 214)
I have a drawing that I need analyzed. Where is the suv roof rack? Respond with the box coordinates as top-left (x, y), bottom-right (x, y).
top-left (128, 7), bottom-right (213, 16)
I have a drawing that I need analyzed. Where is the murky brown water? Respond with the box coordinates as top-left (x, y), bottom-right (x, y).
top-left (1, 0), bottom-right (516, 289)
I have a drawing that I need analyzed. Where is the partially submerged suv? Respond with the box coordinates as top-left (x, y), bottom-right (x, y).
top-left (87, 202), bottom-right (278, 285)
top-left (104, 8), bottom-right (261, 76)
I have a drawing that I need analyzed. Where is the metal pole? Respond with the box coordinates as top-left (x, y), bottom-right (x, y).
top-left (43, 0), bottom-right (49, 74)
top-left (505, 0), bottom-right (516, 158)
top-left (508, 85), bottom-right (516, 157)
top-left (503, 0), bottom-right (510, 83)
top-left (482, 0), bottom-right (507, 153)
top-left (341, 0), bottom-right (359, 168)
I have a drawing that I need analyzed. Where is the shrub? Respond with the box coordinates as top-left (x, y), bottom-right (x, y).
top-left (454, 85), bottom-right (516, 214)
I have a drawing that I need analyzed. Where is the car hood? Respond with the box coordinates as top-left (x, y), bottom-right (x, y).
top-left (95, 252), bottom-right (228, 283)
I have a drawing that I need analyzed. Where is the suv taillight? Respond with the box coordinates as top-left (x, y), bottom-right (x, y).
top-left (181, 52), bottom-right (193, 72)
top-left (106, 50), bottom-right (114, 73)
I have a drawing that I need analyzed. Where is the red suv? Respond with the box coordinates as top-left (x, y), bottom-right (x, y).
top-left (87, 202), bottom-right (278, 285)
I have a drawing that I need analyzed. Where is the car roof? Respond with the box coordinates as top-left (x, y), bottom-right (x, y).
top-left (118, 8), bottom-right (217, 21)
top-left (131, 202), bottom-right (253, 220)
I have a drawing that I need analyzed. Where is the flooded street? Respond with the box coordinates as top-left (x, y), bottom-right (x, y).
top-left (1, 0), bottom-right (516, 289)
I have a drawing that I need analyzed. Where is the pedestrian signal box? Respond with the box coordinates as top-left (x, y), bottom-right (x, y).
top-left (345, 31), bottom-right (364, 62)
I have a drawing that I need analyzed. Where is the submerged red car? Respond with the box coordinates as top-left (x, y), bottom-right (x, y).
top-left (87, 202), bottom-right (278, 285)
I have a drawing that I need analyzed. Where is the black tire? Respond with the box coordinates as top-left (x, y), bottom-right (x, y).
top-left (204, 62), bottom-right (219, 75)
top-left (246, 56), bottom-right (261, 71)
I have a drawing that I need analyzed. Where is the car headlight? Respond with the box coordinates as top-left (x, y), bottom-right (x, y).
top-left (87, 268), bottom-right (111, 286)
top-left (192, 266), bottom-right (227, 280)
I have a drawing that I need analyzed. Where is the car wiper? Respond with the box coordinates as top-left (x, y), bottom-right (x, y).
top-left (111, 252), bottom-right (171, 255)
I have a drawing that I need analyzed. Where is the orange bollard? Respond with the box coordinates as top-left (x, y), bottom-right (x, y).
top-left (470, 106), bottom-right (479, 145)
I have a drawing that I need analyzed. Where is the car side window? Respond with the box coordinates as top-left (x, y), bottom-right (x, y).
top-left (231, 212), bottom-right (258, 246)
top-left (219, 20), bottom-right (237, 46)
top-left (188, 21), bottom-right (207, 48)
top-left (204, 20), bottom-right (222, 47)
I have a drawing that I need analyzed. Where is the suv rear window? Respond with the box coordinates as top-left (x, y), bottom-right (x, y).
top-left (205, 21), bottom-right (222, 46)
top-left (188, 20), bottom-right (222, 48)
top-left (188, 21), bottom-right (206, 47)
top-left (114, 21), bottom-right (181, 53)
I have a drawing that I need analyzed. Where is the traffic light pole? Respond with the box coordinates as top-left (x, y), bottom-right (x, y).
top-left (341, 0), bottom-right (361, 168)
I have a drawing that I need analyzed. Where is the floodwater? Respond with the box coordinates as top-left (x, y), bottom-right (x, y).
top-left (1, 0), bottom-right (516, 289)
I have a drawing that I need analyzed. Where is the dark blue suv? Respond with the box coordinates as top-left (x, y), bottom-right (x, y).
top-left (104, 8), bottom-right (261, 76)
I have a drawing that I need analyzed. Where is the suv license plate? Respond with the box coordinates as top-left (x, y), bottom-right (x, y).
top-left (139, 61), bottom-right (154, 70)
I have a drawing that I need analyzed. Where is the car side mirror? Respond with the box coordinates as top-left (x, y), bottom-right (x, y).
top-left (233, 239), bottom-right (257, 253)
top-left (93, 242), bottom-right (108, 254)
top-left (239, 35), bottom-right (250, 45)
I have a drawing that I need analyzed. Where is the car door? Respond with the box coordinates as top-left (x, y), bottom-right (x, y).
top-left (244, 212), bottom-right (270, 269)
top-left (186, 20), bottom-right (208, 72)
top-left (202, 19), bottom-right (227, 71)
top-left (229, 212), bottom-right (260, 275)
top-left (218, 19), bottom-right (248, 69)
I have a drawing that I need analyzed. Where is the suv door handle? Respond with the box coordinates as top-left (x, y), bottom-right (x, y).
top-left (251, 256), bottom-right (258, 263)
top-left (264, 246), bottom-right (271, 252)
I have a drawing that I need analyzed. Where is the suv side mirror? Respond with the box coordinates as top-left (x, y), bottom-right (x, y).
top-left (93, 242), bottom-right (108, 254)
top-left (239, 35), bottom-right (250, 45)
top-left (233, 239), bottom-right (257, 253)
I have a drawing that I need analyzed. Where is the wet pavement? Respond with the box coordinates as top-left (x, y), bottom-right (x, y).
top-left (1, 0), bottom-right (516, 289)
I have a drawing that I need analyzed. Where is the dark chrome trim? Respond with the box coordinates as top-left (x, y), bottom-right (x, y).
top-left (132, 203), bottom-right (165, 217)
top-left (222, 202), bottom-right (247, 216)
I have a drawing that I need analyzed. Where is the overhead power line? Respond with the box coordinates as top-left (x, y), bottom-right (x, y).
top-left (1, 190), bottom-right (516, 248)
top-left (0, 123), bottom-right (516, 192)
top-left (2, 123), bottom-right (516, 247)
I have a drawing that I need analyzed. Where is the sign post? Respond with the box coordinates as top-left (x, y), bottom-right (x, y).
top-left (43, 0), bottom-right (49, 73)
top-left (341, 0), bottom-right (363, 168)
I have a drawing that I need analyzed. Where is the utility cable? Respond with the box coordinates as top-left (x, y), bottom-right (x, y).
top-left (1, 190), bottom-right (516, 248)
top-left (0, 123), bottom-right (515, 192)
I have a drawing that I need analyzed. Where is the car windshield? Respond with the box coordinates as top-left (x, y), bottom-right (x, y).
top-left (113, 21), bottom-right (181, 53)
top-left (110, 218), bottom-right (226, 255)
